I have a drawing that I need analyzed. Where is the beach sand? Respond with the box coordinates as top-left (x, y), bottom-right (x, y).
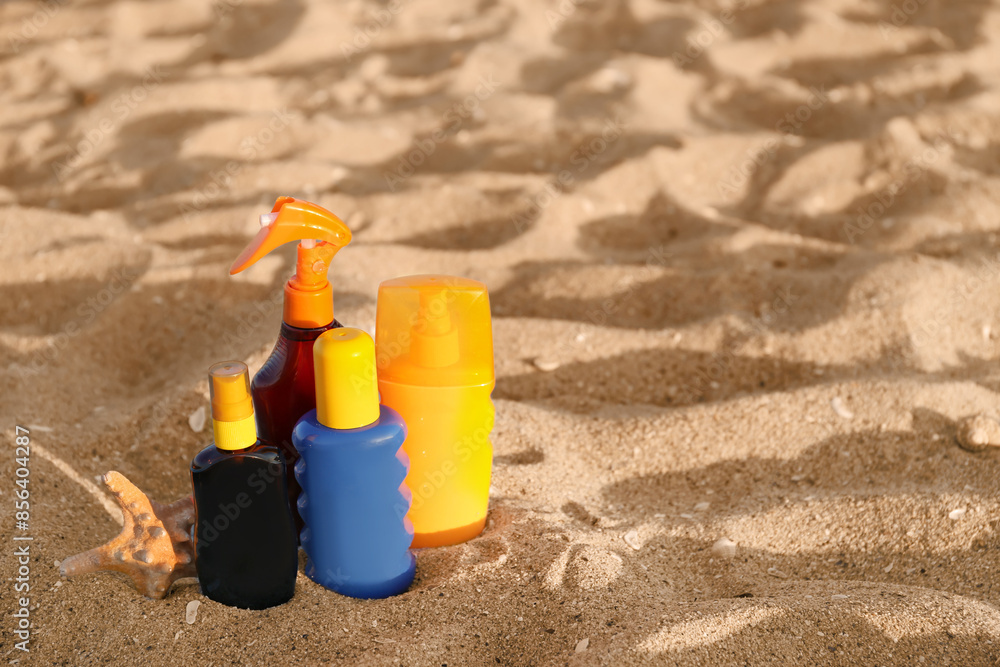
top-left (3, 0), bottom-right (1000, 663)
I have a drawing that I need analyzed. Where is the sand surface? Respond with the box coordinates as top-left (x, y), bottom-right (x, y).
top-left (4, 0), bottom-right (1000, 664)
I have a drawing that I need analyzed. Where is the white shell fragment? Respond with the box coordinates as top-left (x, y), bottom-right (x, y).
top-left (956, 414), bottom-right (1000, 452)
top-left (830, 397), bottom-right (854, 420)
top-left (532, 358), bottom-right (560, 372)
top-left (188, 407), bottom-right (207, 433)
top-left (712, 538), bottom-right (737, 559)
top-left (575, 638), bottom-right (590, 653)
top-left (587, 67), bottom-right (631, 95)
top-left (949, 508), bottom-right (966, 521)
top-left (623, 530), bottom-right (642, 551)
top-left (185, 600), bottom-right (201, 625)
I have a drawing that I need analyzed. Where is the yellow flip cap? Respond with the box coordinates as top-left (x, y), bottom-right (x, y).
top-left (209, 361), bottom-right (257, 451)
top-left (315, 328), bottom-right (380, 430)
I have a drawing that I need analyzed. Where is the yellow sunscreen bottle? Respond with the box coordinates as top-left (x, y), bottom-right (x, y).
top-left (375, 275), bottom-right (495, 548)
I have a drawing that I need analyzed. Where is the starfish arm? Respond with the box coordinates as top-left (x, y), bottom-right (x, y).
top-left (60, 472), bottom-right (200, 600)
top-left (60, 547), bottom-right (113, 577)
top-left (154, 496), bottom-right (196, 543)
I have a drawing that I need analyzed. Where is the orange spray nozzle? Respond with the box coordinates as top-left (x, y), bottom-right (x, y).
top-left (230, 197), bottom-right (353, 329)
top-left (209, 361), bottom-right (257, 451)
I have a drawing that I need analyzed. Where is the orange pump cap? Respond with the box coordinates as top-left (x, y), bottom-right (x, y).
top-left (230, 197), bottom-right (352, 328)
top-left (209, 361), bottom-right (255, 422)
top-left (208, 361), bottom-right (258, 451)
top-left (375, 275), bottom-right (494, 388)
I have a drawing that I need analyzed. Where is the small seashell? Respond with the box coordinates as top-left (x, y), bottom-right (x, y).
top-left (575, 638), bottom-right (589, 653)
top-left (188, 407), bottom-right (207, 433)
top-left (883, 562), bottom-right (894, 573)
top-left (767, 567), bottom-right (788, 578)
top-left (956, 414), bottom-right (1000, 452)
top-left (588, 67), bottom-right (631, 94)
top-left (330, 167), bottom-right (349, 184)
top-left (949, 508), bottom-right (966, 520)
top-left (532, 358), bottom-right (560, 372)
top-left (712, 538), bottom-right (737, 559)
top-left (623, 530), bottom-right (641, 550)
top-left (186, 600), bottom-right (201, 625)
top-left (830, 397), bottom-right (854, 420)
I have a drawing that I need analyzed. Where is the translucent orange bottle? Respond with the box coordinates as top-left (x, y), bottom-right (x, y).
top-left (375, 275), bottom-right (495, 548)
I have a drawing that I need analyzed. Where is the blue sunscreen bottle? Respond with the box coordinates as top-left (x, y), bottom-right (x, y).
top-left (292, 328), bottom-right (416, 599)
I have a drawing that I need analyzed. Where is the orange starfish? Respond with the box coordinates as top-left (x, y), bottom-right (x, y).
top-left (60, 471), bottom-right (197, 599)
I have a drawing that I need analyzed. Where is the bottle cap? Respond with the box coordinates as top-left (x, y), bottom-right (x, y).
top-left (209, 361), bottom-right (257, 451)
top-left (375, 275), bottom-right (494, 388)
top-left (230, 196), bottom-right (352, 329)
top-left (314, 328), bottom-right (380, 430)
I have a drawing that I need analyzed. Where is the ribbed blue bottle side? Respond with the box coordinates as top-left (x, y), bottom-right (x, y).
top-left (292, 407), bottom-right (416, 599)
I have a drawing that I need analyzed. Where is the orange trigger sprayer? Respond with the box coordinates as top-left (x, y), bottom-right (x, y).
top-left (231, 196), bottom-right (352, 329)
top-left (229, 196), bottom-right (352, 536)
